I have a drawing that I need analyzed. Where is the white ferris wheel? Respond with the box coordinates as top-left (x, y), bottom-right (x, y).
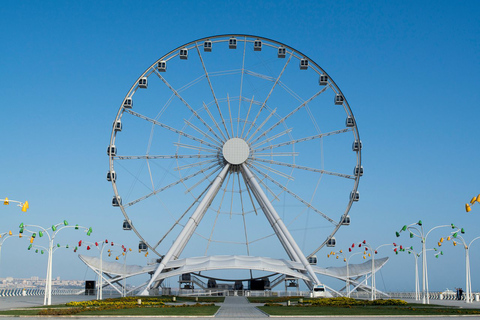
top-left (107, 34), bottom-right (362, 294)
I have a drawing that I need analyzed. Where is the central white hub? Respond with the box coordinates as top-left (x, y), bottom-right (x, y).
top-left (222, 138), bottom-right (250, 165)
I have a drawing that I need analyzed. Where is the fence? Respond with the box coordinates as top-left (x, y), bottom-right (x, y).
top-left (350, 291), bottom-right (480, 301)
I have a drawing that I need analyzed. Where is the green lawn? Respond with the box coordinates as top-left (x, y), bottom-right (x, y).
top-left (258, 305), bottom-right (480, 316)
top-left (0, 306), bottom-right (220, 316)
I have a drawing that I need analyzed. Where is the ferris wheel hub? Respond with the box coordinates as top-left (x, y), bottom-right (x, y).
top-left (222, 138), bottom-right (250, 165)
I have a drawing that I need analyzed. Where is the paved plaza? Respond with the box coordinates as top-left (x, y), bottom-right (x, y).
top-left (2, 294), bottom-right (480, 319)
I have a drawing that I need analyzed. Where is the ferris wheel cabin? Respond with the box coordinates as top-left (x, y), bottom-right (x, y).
top-left (112, 195), bottom-right (122, 207)
top-left (254, 39), bottom-right (262, 51)
top-left (326, 237), bottom-right (336, 247)
top-left (300, 58), bottom-right (309, 70)
top-left (107, 145), bottom-right (116, 156)
top-left (204, 40), bottom-right (212, 52)
top-left (350, 191), bottom-right (360, 202)
top-left (229, 37), bottom-right (237, 49)
top-left (354, 165), bottom-right (364, 177)
top-left (179, 48), bottom-right (188, 60)
top-left (113, 120), bottom-right (122, 132)
top-left (123, 98), bottom-right (132, 109)
top-left (319, 74), bottom-right (328, 86)
top-left (335, 94), bottom-right (344, 105)
top-left (138, 241), bottom-right (148, 252)
top-left (106, 170), bottom-right (116, 182)
top-left (342, 215), bottom-right (351, 225)
top-left (352, 140), bottom-right (362, 151)
top-left (346, 116), bottom-right (354, 127)
top-left (278, 46), bottom-right (286, 58)
top-left (138, 77), bottom-right (148, 89)
top-left (156, 61), bottom-right (167, 72)
top-left (123, 220), bottom-right (132, 230)
top-left (308, 255), bottom-right (317, 265)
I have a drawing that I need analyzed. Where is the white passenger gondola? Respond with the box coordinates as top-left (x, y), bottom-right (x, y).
top-left (354, 165), bottom-right (363, 177)
top-left (300, 58), bottom-right (308, 70)
top-left (204, 40), bottom-right (212, 52)
top-left (346, 116), bottom-right (354, 127)
top-left (352, 140), bottom-right (362, 151)
top-left (319, 74), bottom-right (328, 85)
top-left (342, 215), bottom-right (351, 225)
top-left (278, 46), bottom-right (286, 58)
top-left (112, 195), bottom-right (122, 207)
top-left (179, 47), bottom-right (188, 59)
top-left (229, 37), bottom-right (237, 49)
top-left (327, 237), bottom-right (336, 247)
top-left (123, 98), bottom-right (132, 109)
top-left (254, 39), bottom-right (262, 51)
top-left (123, 219), bottom-right (132, 230)
top-left (335, 94), bottom-right (344, 105)
top-left (156, 61), bottom-right (166, 72)
top-left (350, 191), bottom-right (360, 202)
top-left (138, 77), bottom-right (147, 89)
top-left (138, 241), bottom-right (148, 252)
top-left (107, 145), bottom-right (116, 156)
top-left (106, 170), bottom-right (116, 182)
top-left (308, 255), bottom-right (317, 265)
top-left (114, 120), bottom-right (122, 132)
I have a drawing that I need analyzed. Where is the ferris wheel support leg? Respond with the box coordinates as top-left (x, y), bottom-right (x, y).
top-left (241, 164), bottom-right (321, 287)
top-left (140, 164), bottom-right (231, 296)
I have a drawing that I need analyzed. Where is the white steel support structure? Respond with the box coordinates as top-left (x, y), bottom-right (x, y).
top-left (241, 164), bottom-right (321, 287)
top-left (141, 164), bottom-right (231, 295)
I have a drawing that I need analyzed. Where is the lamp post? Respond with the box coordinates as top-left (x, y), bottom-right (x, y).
top-left (328, 249), bottom-right (363, 297)
top-left (1, 198), bottom-right (29, 212)
top-left (445, 233), bottom-right (480, 303)
top-left (356, 241), bottom-right (397, 301)
top-left (401, 246), bottom-right (421, 300)
top-left (20, 221), bottom-right (92, 305)
top-left (396, 221), bottom-right (462, 304)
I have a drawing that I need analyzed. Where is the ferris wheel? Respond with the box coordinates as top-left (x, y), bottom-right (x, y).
top-left (107, 34), bottom-right (362, 292)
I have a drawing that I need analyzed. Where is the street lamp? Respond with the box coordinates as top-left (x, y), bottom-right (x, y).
top-left (1, 198), bottom-right (29, 212)
top-left (20, 220), bottom-right (92, 305)
top-left (328, 249), bottom-right (363, 297)
top-left (396, 220), bottom-right (463, 304)
top-left (356, 240), bottom-right (397, 301)
top-left (444, 233), bottom-right (480, 303)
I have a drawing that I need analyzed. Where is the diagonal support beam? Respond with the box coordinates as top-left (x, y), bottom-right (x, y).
top-left (140, 164), bottom-right (231, 295)
top-left (241, 164), bottom-right (321, 287)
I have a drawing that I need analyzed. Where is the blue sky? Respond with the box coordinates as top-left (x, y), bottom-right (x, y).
top-left (1, 1), bottom-right (480, 292)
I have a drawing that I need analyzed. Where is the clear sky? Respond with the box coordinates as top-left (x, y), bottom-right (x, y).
top-left (1, 1), bottom-right (480, 292)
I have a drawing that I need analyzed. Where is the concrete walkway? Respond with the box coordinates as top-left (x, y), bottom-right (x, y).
top-left (215, 296), bottom-right (267, 318)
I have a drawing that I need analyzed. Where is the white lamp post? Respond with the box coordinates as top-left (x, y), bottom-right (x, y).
top-left (328, 249), bottom-right (363, 297)
top-left (21, 221), bottom-right (92, 305)
top-left (396, 221), bottom-right (462, 304)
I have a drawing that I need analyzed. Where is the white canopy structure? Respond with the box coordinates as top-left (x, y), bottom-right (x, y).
top-left (79, 254), bottom-right (388, 295)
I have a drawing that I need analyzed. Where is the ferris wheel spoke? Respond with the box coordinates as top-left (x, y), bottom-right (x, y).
top-left (244, 69), bottom-right (276, 82)
top-left (227, 94), bottom-right (235, 138)
top-left (153, 70), bottom-right (225, 143)
top-left (202, 102), bottom-right (228, 142)
top-left (123, 163), bottom-right (219, 208)
top-left (195, 43), bottom-right (231, 140)
top-left (184, 120), bottom-right (222, 147)
top-left (246, 107), bottom-right (278, 143)
top-left (244, 53), bottom-right (293, 140)
top-left (174, 159), bottom-right (217, 171)
top-left (237, 37), bottom-right (247, 137)
top-left (114, 154), bottom-right (217, 160)
top-left (251, 158), bottom-right (355, 180)
top-left (240, 170), bottom-right (260, 217)
top-left (124, 109), bottom-right (219, 149)
top-left (184, 165), bottom-right (222, 194)
top-left (249, 86), bottom-right (329, 145)
top-left (240, 96), bottom-right (255, 138)
top-left (252, 128), bottom-right (292, 149)
top-left (254, 128), bottom-right (353, 153)
top-left (247, 161), bottom-right (293, 183)
top-left (251, 152), bottom-right (299, 157)
top-left (205, 172), bottom-right (232, 255)
top-left (152, 182), bottom-right (212, 250)
top-left (249, 165), bottom-right (337, 225)
top-left (173, 142), bottom-right (219, 153)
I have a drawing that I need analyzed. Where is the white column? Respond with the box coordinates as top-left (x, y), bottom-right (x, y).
top-left (140, 164), bottom-right (231, 295)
